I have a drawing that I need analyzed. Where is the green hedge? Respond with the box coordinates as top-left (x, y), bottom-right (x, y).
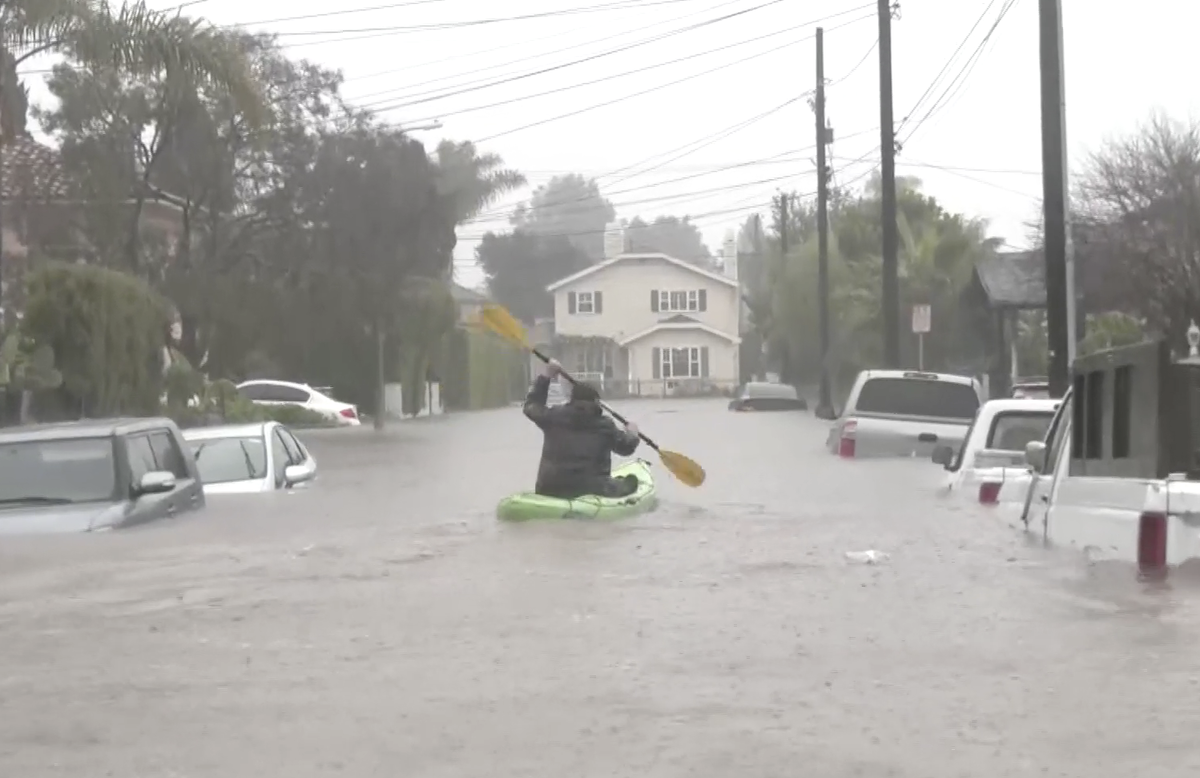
top-left (442, 327), bottom-right (527, 411)
top-left (23, 262), bottom-right (170, 418)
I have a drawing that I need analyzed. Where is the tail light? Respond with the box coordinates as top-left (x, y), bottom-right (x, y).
top-left (340, 407), bottom-right (358, 420)
top-left (1137, 511), bottom-right (1168, 581)
top-left (838, 420), bottom-right (857, 458)
top-left (978, 481), bottom-right (1001, 504)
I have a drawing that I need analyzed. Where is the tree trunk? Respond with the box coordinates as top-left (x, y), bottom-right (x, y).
top-left (374, 319), bottom-right (385, 430)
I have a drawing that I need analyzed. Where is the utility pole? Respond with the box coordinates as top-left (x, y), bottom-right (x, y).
top-left (1039, 0), bottom-right (1074, 396)
top-left (814, 28), bottom-right (834, 418)
top-left (877, 0), bottom-right (900, 367)
top-left (777, 192), bottom-right (790, 384)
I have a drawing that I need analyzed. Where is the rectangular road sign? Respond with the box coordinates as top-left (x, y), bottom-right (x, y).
top-left (912, 304), bottom-right (931, 334)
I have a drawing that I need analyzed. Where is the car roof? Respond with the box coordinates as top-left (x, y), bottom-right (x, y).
top-left (237, 378), bottom-right (312, 390)
top-left (980, 398), bottom-right (1060, 414)
top-left (859, 369), bottom-right (977, 386)
top-left (744, 382), bottom-right (799, 399)
top-left (182, 422), bottom-right (275, 441)
top-left (0, 417), bottom-right (176, 444)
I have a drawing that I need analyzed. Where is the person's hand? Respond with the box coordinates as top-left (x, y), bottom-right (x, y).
top-left (624, 421), bottom-right (639, 436)
top-left (544, 359), bottom-right (562, 378)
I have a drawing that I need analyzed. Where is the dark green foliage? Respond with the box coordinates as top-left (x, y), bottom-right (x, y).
top-left (22, 262), bottom-right (170, 416)
top-left (477, 231), bottom-right (590, 324)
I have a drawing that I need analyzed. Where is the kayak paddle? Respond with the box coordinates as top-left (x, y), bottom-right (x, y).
top-left (477, 303), bottom-right (706, 488)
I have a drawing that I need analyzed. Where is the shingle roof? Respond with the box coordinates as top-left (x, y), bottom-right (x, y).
top-left (1, 135), bottom-right (71, 201)
top-left (974, 250), bottom-right (1046, 308)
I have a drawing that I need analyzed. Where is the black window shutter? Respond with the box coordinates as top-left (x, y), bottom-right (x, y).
top-left (650, 290), bottom-right (659, 312)
top-left (698, 289), bottom-right (707, 311)
top-left (700, 347), bottom-right (710, 378)
top-left (568, 291), bottom-right (577, 314)
top-left (652, 348), bottom-right (661, 378)
top-left (594, 291), bottom-right (603, 313)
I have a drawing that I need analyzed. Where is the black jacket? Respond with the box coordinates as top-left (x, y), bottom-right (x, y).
top-left (523, 375), bottom-right (639, 497)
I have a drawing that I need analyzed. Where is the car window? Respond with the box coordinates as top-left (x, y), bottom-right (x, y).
top-left (1043, 394), bottom-right (1073, 475)
top-left (238, 383), bottom-right (269, 401)
top-left (271, 429), bottom-right (290, 486)
top-left (278, 428), bottom-right (305, 463)
top-left (948, 408), bottom-right (982, 471)
top-left (242, 383), bottom-right (311, 403)
top-left (986, 411), bottom-right (1055, 451)
top-left (126, 435), bottom-right (157, 482)
top-left (0, 438), bottom-right (117, 504)
top-left (148, 430), bottom-right (189, 478)
top-left (189, 437), bottom-right (268, 484)
top-left (854, 377), bottom-right (979, 419)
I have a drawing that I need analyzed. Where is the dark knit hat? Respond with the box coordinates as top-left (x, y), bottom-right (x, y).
top-left (570, 381), bottom-right (600, 403)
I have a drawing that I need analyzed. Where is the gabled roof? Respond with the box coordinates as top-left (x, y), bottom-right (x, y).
top-left (974, 250), bottom-right (1046, 309)
top-left (618, 321), bottom-right (740, 346)
top-left (1, 135), bottom-right (71, 201)
top-left (546, 252), bottom-right (738, 292)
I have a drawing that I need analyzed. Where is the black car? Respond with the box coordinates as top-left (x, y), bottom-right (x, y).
top-left (0, 417), bottom-right (205, 535)
top-left (728, 382), bottom-right (809, 412)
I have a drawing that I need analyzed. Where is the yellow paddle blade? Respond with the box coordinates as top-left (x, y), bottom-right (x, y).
top-left (659, 449), bottom-right (705, 487)
top-left (478, 304), bottom-right (531, 349)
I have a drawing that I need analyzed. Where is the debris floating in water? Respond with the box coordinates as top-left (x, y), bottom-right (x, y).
top-left (845, 550), bottom-right (889, 565)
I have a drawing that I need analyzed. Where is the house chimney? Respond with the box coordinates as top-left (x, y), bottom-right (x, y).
top-left (722, 230), bottom-right (737, 279)
top-left (603, 221), bottom-right (625, 260)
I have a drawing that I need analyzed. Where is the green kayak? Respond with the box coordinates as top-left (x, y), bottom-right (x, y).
top-left (496, 459), bottom-right (658, 522)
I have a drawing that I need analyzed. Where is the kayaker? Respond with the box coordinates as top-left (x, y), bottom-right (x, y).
top-left (523, 359), bottom-right (641, 499)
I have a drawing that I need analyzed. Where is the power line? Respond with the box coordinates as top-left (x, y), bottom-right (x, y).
top-left (472, 11), bottom-right (874, 144)
top-left (915, 0), bottom-right (1018, 124)
top-left (829, 37), bottom-right (877, 86)
top-left (340, 0), bottom-right (749, 91)
top-left (896, 0), bottom-right (998, 136)
top-left (355, 2), bottom-right (870, 111)
top-left (264, 0), bottom-right (749, 37)
top-left (354, 0), bottom-right (808, 112)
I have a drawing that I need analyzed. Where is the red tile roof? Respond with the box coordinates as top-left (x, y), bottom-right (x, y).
top-left (1, 135), bottom-right (71, 201)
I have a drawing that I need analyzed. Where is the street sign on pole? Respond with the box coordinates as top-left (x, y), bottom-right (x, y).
top-left (911, 304), bottom-right (931, 334)
top-left (912, 305), bottom-right (931, 370)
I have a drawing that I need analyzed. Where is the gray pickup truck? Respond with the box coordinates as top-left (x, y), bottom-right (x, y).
top-left (825, 369), bottom-right (982, 459)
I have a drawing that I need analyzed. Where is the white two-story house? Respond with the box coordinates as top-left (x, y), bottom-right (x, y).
top-left (545, 250), bottom-right (741, 396)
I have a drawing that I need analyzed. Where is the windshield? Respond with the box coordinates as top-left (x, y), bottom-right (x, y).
top-left (189, 437), bottom-right (268, 484)
top-left (986, 411), bottom-right (1054, 451)
top-left (0, 437), bottom-right (117, 506)
top-left (855, 377), bottom-right (980, 419)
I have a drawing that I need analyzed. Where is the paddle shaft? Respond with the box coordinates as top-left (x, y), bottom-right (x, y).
top-left (532, 347), bottom-right (662, 452)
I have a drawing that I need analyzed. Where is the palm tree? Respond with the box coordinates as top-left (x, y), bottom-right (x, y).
top-left (2, 0), bottom-right (261, 121)
top-left (433, 140), bottom-right (526, 223)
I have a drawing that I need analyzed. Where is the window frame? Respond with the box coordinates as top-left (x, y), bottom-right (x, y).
top-left (660, 346), bottom-right (701, 379)
top-left (576, 291), bottom-right (595, 314)
top-left (657, 289), bottom-right (700, 313)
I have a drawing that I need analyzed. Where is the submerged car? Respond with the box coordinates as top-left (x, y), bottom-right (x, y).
top-left (183, 422), bottom-right (317, 495)
top-left (236, 379), bottom-right (361, 426)
top-left (0, 418), bottom-right (204, 535)
top-left (728, 382), bottom-right (808, 411)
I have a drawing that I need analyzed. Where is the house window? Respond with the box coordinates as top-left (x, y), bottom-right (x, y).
top-left (568, 290), bottom-right (602, 314)
top-left (654, 289), bottom-right (705, 313)
top-left (661, 347), bottom-right (701, 378)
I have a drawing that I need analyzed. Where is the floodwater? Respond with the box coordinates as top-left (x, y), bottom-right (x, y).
top-left (2, 401), bottom-right (1200, 777)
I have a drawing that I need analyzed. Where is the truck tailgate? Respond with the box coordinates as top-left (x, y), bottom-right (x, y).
top-left (841, 414), bottom-right (971, 458)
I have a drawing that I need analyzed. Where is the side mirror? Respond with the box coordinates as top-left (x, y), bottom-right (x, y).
top-left (137, 470), bottom-right (176, 495)
top-left (284, 464), bottom-right (314, 486)
top-left (1024, 440), bottom-right (1047, 472)
top-left (931, 445), bottom-right (954, 467)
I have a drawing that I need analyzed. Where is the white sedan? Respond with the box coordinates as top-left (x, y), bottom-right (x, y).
top-left (183, 422), bottom-right (318, 495)
top-left (236, 379), bottom-right (361, 426)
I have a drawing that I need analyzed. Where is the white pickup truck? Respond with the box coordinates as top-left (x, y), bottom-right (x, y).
top-left (992, 340), bottom-right (1200, 577)
top-left (932, 397), bottom-right (1058, 503)
top-left (826, 370), bottom-right (982, 459)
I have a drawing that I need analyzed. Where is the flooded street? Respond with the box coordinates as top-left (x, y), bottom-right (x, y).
top-left (2, 400), bottom-right (1200, 776)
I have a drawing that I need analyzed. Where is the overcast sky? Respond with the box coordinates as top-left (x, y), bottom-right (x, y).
top-left (19, 0), bottom-right (1200, 289)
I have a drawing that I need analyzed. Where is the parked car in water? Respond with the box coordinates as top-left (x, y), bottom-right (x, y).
top-left (826, 370), bottom-right (982, 459)
top-left (728, 382), bottom-right (808, 411)
top-left (0, 418), bottom-right (204, 535)
top-left (236, 379), bottom-right (361, 426)
top-left (933, 398), bottom-right (1058, 503)
top-left (183, 422), bottom-right (317, 495)
top-left (1011, 378), bottom-right (1050, 399)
